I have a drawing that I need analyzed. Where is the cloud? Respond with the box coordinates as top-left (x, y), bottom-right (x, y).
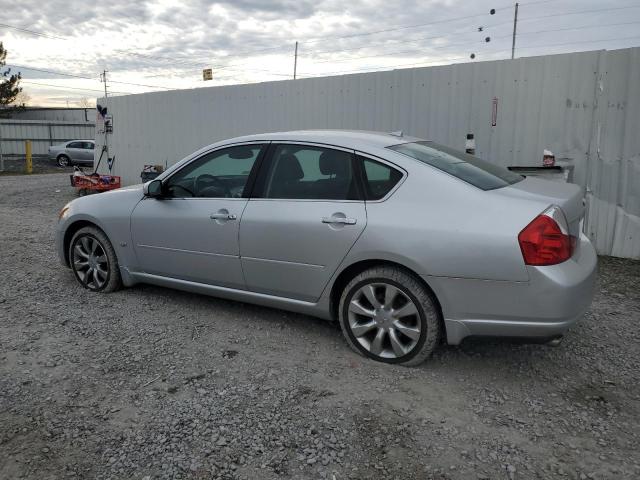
top-left (0, 0), bottom-right (638, 106)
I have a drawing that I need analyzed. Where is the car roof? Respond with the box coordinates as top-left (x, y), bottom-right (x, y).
top-left (219, 130), bottom-right (425, 151)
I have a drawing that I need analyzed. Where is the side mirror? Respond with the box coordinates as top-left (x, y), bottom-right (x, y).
top-left (144, 179), bottom-right (164, 198)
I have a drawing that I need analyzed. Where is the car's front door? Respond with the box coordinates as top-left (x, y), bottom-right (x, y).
top-left (131, 143), bottom-right (267, 288)
top-left (239, 143), bottom-right (366, 302)
top-left (66, 141), bottom-right (85, 162)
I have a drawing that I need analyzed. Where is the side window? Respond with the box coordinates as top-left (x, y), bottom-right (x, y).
top-left (165, 144), bottom-right (263, 198)
top-left (67, 141), bottom-right (83, 149)
top-left (359, 156), bottom-right (403, 200)
top-left (263, 145), bottom-right (359, 200)
top-left (84, 142), bottom-right (95, 150)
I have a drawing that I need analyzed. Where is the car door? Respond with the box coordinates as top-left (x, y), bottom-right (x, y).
top-left (82, 142), bottom-right (95, 162)
top-left (130, 143), bottom-right (267, 288)
top-left (239, 143), bottom-right (367, 302)
top-left (65, 141), bottom-right (84, 162)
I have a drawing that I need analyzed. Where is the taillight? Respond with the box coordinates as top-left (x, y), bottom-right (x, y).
top-left (518, 206), bottom-right (573, 266)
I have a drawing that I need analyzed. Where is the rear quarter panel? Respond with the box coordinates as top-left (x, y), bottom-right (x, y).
top-left (345, 151), bottom-right (551, 282)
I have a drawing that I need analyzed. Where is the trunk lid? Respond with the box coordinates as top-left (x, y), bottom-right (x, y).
top-left (496, 177), bottom-right (585, 237)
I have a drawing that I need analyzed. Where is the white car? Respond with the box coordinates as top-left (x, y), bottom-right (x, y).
top-left (48, 140), bottom-right (95, 167)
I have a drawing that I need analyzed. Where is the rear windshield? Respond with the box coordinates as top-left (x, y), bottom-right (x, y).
top-left (388, 141), bottom-right (523, 190)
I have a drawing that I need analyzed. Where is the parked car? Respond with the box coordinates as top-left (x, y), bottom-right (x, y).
top-left (55, 130), bottom-right (597, 365)
top-left (48, 140), bottom-right (95, 167)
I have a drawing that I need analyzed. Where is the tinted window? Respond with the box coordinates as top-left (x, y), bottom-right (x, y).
top-left (67, 141), bottom-right (83, 149)
top-left (165, 144), bottom-right (263, 198)
top-left (359, 156), bottom-right (403, 200)
top-left (388, 141), bottom-right (523, 190)
top-left (263, 145), bottom-right (359, 200)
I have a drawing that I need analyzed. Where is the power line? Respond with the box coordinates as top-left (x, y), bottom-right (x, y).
top-left (3, 2), bottom-right (640, 87)
top-left (297, 34), bottom-right (640, 78)
top-left (305, 19), bottom-right (640, 63)
top-left (20, 80), bottom-right (133, 95)
top-left (0, 22), bottom-right (66, 40)
top-left (7, 63), bottom-right (175, 90)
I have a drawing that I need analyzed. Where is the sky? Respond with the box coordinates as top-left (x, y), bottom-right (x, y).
top-left (0, 0), bottom-right (639, 107)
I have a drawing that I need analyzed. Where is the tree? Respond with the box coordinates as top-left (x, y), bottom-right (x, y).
top-left (78, 97), bottom-right (94, 108)
top-left (13, 91), bottom-right (31, 107)
top-left (0, 42), bottom-right (22, 108)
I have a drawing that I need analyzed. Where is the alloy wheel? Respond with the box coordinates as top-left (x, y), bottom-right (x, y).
top-left (347, 282), bottom-right (421, 359)
top-left (72, 235), bottom-right (109, 290)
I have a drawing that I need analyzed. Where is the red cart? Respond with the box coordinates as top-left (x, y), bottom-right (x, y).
top-left (70, 169), bottom-right (121, 196)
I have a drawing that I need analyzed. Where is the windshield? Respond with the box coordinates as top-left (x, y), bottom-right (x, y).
top-left (388, 141), bottom-right (523, 190)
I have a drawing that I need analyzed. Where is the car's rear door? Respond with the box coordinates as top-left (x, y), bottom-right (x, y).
top-left (130, 143), bottom-right (267, 288)
top-left (239, 143), bottom-right (366, 302)
top-left (65, 141), bottom-right (85, 162)
top-left (82, 142), bottom-right (95, 162)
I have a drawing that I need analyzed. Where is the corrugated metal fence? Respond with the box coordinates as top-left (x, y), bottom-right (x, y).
top-left (95, 47), bottom-right (640, 259)
top-left (0, 119), bottom-right (95, 157)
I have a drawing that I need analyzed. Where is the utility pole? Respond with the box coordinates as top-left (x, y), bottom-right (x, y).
top-left (511, 2), bottom-right (519, 59)
top-left (293, 41), bottom-right (298, 80)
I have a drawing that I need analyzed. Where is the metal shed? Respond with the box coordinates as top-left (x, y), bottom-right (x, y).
top-left (95, 47), bottom-right (640, 259)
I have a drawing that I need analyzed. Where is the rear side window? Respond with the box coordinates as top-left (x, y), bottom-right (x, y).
top-left (388, 141), bottom-right (523, 190)
top-left (67, 141), bottom-right (83, 149)
top-left (262, 145), bottom-right (359, 200)
top-left (358, 156), bottom-right (403, 200)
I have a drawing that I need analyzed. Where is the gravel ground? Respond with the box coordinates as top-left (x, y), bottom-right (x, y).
top-left (1, 173), bottom-right (639, 480)
top-left (0, 157), bottom-right (72, 175)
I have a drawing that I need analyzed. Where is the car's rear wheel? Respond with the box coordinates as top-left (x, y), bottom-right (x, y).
top-left (57, 155), bottom-right (71, 167)
top-left (338, 266), bottom-right (441, 366)
top-left (69, 226), bottom-right (121, 293)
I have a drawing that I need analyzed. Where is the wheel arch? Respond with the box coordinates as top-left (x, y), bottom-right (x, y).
top-left (62, 219), bottom-right (104, 266)
top-left (328, 259), bottom-right (444, 330)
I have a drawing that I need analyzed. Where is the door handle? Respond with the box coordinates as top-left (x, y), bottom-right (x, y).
top-left (210, 213), bottom-right (237, 220)
top-left (322, 216), bottom-right (357, 225)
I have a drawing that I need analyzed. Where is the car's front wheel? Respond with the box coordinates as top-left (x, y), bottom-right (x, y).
top-left (57, 155), bottom-right (71, 167)
top-left (69, 226), bottom-right (122, 293)
top-left (338, 266), bottom-right (441, 366)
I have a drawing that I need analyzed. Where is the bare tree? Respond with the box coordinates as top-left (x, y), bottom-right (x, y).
top-left (12, 91), bottom-right (31, 107)
top-left (78, 97), bottom-right (94, 108)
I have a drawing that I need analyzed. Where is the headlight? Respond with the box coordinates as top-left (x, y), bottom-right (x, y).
top-left (58, 205), bottom-right (70, 221)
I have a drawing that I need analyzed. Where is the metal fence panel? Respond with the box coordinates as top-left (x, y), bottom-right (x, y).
top-left (94, 48), bottom-right (639, 258)
top-left (0, 119), bottom-right (95, 156)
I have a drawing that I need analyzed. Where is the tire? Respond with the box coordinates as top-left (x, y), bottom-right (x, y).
top-left (78, 188), bottom-right (88, 197)
top-left (338, 266), bottom-right (441, 366)
top-left (69, 226), bottom-right (122, 293)
top-left (57, 155), bottom-right (71, 167)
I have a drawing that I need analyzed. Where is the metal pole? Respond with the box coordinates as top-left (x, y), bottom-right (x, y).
top-left (293, 41), bottom-right (298, 80)
top-left (0, 122), bottom-right (4, 172)
top-left (511, 2), bottom-right (519, 59)
top-left (101, 70), bottom-right (109, 173)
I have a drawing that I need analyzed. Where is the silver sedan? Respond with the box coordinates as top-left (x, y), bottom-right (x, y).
top-left (56, 130), bottom-right (597, 365)
top-left (48, 140), bottom-right (95, 167)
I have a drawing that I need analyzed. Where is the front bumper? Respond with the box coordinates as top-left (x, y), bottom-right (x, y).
top-left (55, 224), bottom-right (69, 267)
top-left (427, 233), bottom-right (598, 345)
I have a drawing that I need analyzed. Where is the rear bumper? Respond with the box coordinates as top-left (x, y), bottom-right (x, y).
top-left (427, 233), bottom-right (597, 345)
